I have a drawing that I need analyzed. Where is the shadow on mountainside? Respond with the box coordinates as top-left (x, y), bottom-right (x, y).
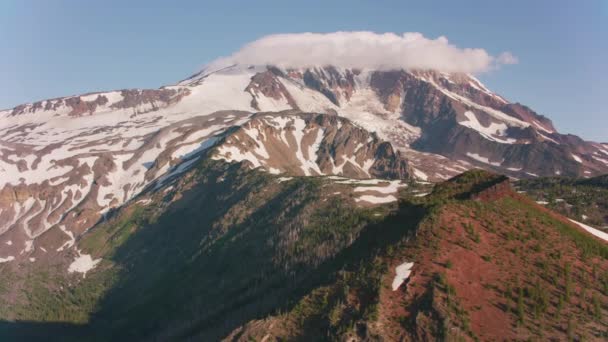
top-left (1, 157), bottom-right (429, 341)
top-left (0, 320), bottom-right (91, 342)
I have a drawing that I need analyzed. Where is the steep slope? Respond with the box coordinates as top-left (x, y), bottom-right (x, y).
top-left (0, 109), bottom-right (410, 266)
top-left (179, 65), bottom-right (608, 179)
top-left (226, 170), bottom-right (608, 341)
top-left (0, 107), bottom-right (250, 265)
top-left (0, 147), bottom-right (412, 341)
top-left (212, 112), bottom-right (410, 179)
top-left (3, 166), bottom-right (607, 341)
top-left (2, 62), bottom-right (607, 266)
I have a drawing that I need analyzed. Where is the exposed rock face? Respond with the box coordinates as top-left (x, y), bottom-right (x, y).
top-left (301, 66), bottom-right (357, 106)
top-left (109, 88), bottom-right (191, 114)
top-left (245, 70), bottom-right (298, 110)
top-left (212, 112), bottom-right (411, 179)
top-left (366, 69), bottom-right (606, 178)
top-left (370, 70), bottom-right (406, 112)
top-left (65, 95), bottom-right (109, 116)
top-left (369, 141), bottom-right (410, 179)
top-left (499, 102), bottom-right (555, 132)
top-left (8, 87), bottom-right (190, 118)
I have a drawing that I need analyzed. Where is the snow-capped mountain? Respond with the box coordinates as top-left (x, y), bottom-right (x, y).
top-left (1, 63), bottom-right (608, 265)
top-left (178, 64), bottom-right (608, 179)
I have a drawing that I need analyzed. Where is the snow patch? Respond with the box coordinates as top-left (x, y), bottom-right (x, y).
top-left (459, 111), bottom-right (515, 144)
top-left (568, 219), bottom-right (608, 242)
top-left (571, 154), bottom-right (582, 163)
top-left (136, 198), bottom-right (152, 205)
top-left (355, 194), bottom-right (397, 204)
top-left (22, 240), bottom-right (34, 254)
top-left (56, 225), bottom-right (76, 252)
top-left (413, 192), bottom-right (430, 197)
top-left (68, 251), bottom-right (101, 278)
top-left (0, 256), bottom-right (15, 263)
top-left (413, 168), bottom-right (428, 181)
top-left (353, 180), bottom-right (405, 194)
top-left (331, 177), bottom-right (384, 185)
top-left (392, 261), bottom-right (414, 291)
top-left (213, 145), bottom-right (262, 168)
top-left (539, 132), bottom-right (559, 144)
top-left (466, 152), bottom-right (502, 167)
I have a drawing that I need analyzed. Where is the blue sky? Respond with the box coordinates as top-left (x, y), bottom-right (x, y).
top-left (1, 0), bottom-right (606, 141)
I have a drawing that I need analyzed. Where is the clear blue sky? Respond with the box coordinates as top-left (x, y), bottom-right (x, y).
top-left (1, 0), bottom-right (606, 141)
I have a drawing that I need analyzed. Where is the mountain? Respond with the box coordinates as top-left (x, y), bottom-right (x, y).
top-left (213, 112), bottom-right (411, 179)
top-left (179, 65), bottom-right (608, 179)
top-left (2, 166), bottom-right (607, 341)
top-left (2, 64), bottom-right (607, 268)
top-left (1, 60), bottom-right (608, 340)
top-left (226, 171), bottom-right (608, 341)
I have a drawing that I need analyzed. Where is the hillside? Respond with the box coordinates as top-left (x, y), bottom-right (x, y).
top-left (2, 168), bottom-right (607, 341)
top-left (517, 174), bottom-right (608, 230)
top-left (227, 170), bottom-right (608, 341)
top-left (0, 147), bottom-right (412, 341)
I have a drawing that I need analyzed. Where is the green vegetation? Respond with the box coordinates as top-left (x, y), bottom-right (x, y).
top-left (463, 222), bottom-right (481, 243)
top-left (3, 168), bottom-right (607, 341)
top-left (1, 158), bottom-right (425, 341)
top-left (430, 169), bottom-right (508, 201)
top-left (500, 197), bottom-right (608, 260)
top-left (517, 175), bottom-right (608, 230)
top-left (284, 260), bottom-right (386, 339)
top-left (434, 273), bottom-right (477, 340)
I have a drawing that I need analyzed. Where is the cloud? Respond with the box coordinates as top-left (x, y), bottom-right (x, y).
top-left (208, 31), bottom-right (517, 74)
top-left (497, 52), bottom-right (519, 65)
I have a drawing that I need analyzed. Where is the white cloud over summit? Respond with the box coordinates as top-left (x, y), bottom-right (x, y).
top-left (208, 31), bottom-right (517, 74)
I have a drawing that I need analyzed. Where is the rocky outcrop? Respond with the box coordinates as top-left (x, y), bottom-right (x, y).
top-left (7, 87), bottom-right (191, 117)
top-left (212, 112), bottom-right (412, 179)
top-left (499, 102), bottom-right (555, 132)
top-left (301, 67), bottom-right (357, 106)
top-left (245, 70), bottom-right (298, 110)
top-left (65, 95), bottom-right (109, 116)
top-left (110, 88), bottom-right (191, 114)
top-left (370, 70), bottom-right (406, 112)
top-left (370, 142), bottom-right (410, 179)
